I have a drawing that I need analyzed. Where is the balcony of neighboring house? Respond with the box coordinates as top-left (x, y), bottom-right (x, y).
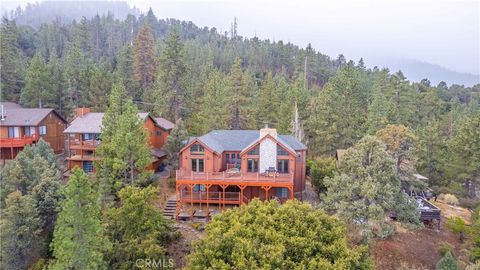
top-left (67, 133), bottom-right (100, 151)
top-left (0, 134), bottom-right (38, 148)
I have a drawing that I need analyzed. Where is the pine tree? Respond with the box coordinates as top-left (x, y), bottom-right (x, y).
top-left (227, 57), bottom-right (254, 129)
top-left (0, 143), bottom-right (59, 205)
top-left (256, 72), bottom-right (280, 127)
top-left (49, 168), bottom-right (110, 270)
top-left (0, 17), bottom-right (22, 101)
top-left (446, 113), bottom-right (480, 197)
top-left (194, 69), bottom-right (229, 133)
top-left (164, 119), bottom-right (188, 169)
top-left (133, 24), bottom-right (156, 91)
top-left (0, 191), bottom-right (42, 270)
top-left (307, 63), bottom-right (367, 155)
top-left (31, 170), bottom-right (62, 255)
top-left (20, 53), bottom-right (53, 108)
top-left (106, 186), bottom-right (172, 269)
top-left (323, 136), bottom-right (419, 238)
top-left (436, 252), bottom-right (459, 270)
top-left (89, 62), bottom-right (114, 111)
top-left (155, 29), bottom-right (186, 122)
top-left (48, 54), bottom-right (72, 117)
top-left (96, 83), bottom-right (152, 204)
top-left (117, 44), bottom-right (141, 100)
top-left (376, 124), bottom-right (417, 178)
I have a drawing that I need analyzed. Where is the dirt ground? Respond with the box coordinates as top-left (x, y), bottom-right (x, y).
top-left (370, 210), bottom-right (473, 270)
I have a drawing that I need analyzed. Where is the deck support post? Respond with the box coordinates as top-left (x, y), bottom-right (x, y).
top-left (238, 185), bottom-right (246, 205)
top-left (262, 186), bottom-right (272, 201)
top-left (189, 184), bottom-right (194, 221)
top-left (205, 184), bottom-right (212, 220)
top-left (288, 186), bottom-right (294, 200)
top-left (220, 184), bottom-right (228, 211)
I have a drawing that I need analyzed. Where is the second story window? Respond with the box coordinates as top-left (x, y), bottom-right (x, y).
top-left (83, 133), bottom-right (99, 141)
top-left (39, 126), bottom-right (47, 136)
top-left (277, 146), bottom-right (289, 156)
top-left (8, 127), bottom-right (20, 138)
top-left (247, 158), bottom-right (258, 173)
top-left (190, 144), bottom-right (205, 155)
top-left (247, 145), bottom-right (259, 155)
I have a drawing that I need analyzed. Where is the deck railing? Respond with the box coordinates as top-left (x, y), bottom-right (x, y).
top-left (0, 134), bottom-right (38, 148)
top-left (176, 168), bottom-right (293, 183)
top-left (68, 139), bottom-right (100, 150)
top-left (180, 190), bottom-right (241, 203)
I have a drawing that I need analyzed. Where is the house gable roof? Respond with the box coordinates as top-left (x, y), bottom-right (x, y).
top-left (64, 112), bottom-right (154, 134)
top-left (180, 130), bottom-right (307, 155)
top-left (0, 104), bottom-right (67, 126)
top-left (239, 133), bottom-right (297, 156)
top-left (154, 117), bottom-right (175, 130)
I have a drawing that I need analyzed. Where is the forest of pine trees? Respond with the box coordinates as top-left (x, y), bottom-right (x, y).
top-left (1, 7), bottom-right (479, 199)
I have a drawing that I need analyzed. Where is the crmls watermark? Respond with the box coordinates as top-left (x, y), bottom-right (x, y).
top-left (135, 257), bottom-right (174, 269)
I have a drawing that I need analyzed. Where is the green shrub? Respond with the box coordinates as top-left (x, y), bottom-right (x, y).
top-left (437, 241), bottom-right (454, 257)
top-left (445, 217), bottom-right (466, 235)
top-left (436, 251), bottom-right (459, 270)
top-left (374, 222), bottom-right (396, 240)
top-left (444, 194), bottom-right (459, 206)
top-left (308, 156), bottom-right (336, 193)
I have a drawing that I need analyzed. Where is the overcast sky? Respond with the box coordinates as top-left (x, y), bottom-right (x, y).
top-left (2, 0), bottom-right (479, 75)
top-left (129, 0), bottom-right (479, 75)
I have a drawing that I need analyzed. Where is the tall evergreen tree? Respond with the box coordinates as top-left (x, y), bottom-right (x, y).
top-left (116, 44), bottom-right (140, 100)
top-left (256, 72), bottom-right (280, 127)
top-left (194, 69), bottom-right (229, 133)
top-left (20, 52), bottom-right (53, 108)
top-left (155, 29), bottom-right (186, 122)
top-left (308, 63), bottom-right (367, 155)
top-left (133, 24), bottom-right (156, 91)
top-left (106, 186), bottom-right (172, 269)
top-left (227, 57), bottom-right (254, 129)
top-left (49, 168), bottom-right (110, 270)
top-left (323, 136), bottom-right (419, 238)
top-left (0, 17), bottom-right (23, 101)
top-left (164, 119), bottom-right (188, 169)
top-left (0, 191), bottom-right (42, 270)
top-left (96, 83), bottom-right (152, 204)
top-left (446, 113), bottom-right (480, 197)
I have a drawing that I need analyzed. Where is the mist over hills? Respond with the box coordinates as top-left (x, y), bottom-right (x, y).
top-left (3, 0), bottom-right (479, 87)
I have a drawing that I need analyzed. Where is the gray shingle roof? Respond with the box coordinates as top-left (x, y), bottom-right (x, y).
top-left (0, 105), bottom-right (66, 126)
top-left (64, 112), bottom-right (155, 134)
top-left (154, 117), bottom-right (175, 130)
top-left (195, 130), bottom-right (307, 153)
top-left (1, 102), bottom-right (22, 110)
top-left (64, 112), bottom-right (104, 133)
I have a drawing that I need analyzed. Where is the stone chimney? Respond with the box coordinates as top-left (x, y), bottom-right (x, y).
top-left (260, 124), bottom-right (277, 139)
top-left (74, 107), bottom-right (91, 117)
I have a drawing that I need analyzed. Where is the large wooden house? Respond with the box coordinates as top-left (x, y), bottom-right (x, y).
top-left (0, 102), bottom-right (67, 161)
top-left (63, 108), bottom-right (174, 174)
top-left (175, 127), bottom-right (307, 220)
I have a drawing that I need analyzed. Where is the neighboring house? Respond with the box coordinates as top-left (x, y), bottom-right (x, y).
top-left (175, 127), bottom-right (307, 220)
top-left (0, 102), bottom-right (67, 161)
top-left (63, 108), bottom-right (174, 174)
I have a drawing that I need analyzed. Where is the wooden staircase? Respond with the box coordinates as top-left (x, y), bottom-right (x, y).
top-left (163, 198), bottom-right (176, 219)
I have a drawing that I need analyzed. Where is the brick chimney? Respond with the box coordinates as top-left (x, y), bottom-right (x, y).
top-left (260, 124), bottom-right (277, 139)
top-left (75, 107), bottom-right (91, 117)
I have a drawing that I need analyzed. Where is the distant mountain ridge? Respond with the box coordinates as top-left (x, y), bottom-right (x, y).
top-left (384, 59), bottom-right (479, 87)
top-left (7, 1), bottom-right (140, 27)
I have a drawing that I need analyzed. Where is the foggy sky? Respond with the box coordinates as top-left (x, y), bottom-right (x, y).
top-left (132, 0), bottom-right (480, 76)
top-left (3, 0), bottom-right (479, 75)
